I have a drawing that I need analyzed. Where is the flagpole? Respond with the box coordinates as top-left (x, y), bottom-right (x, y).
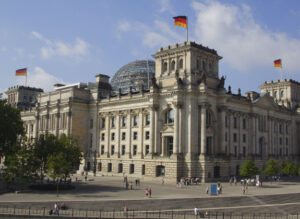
top-left (186, 16), bottom-right (188, 42)
top-left (280, 67), bottom-right (283, 80)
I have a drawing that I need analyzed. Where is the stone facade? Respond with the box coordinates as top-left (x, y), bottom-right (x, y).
top-left (13, 41), bottom-right (300, 182)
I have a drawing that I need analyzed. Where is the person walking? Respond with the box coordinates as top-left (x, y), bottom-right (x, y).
top-left (148, 188), bottom-right (152, 198)
top-left (194, 207), bottom-right (199, 216)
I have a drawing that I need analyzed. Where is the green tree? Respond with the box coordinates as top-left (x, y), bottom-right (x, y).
top-left (0, 99), bottom-right (24, 155)
top-left (3, 144), bottom-right (39, 183)
top-left (263, 158), bottom-right (280, 176)
top-left (57, 135), bottom-right (82, 180)
top-left (240, 159), bottom-right (260, 177)
top-left (33, 134), bottom-right (60, 181)
top-left (281, 160), bottom-right (296, 176)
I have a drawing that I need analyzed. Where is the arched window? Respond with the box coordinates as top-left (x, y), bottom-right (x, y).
top-left (280, 90), bottom-right (285, 98)
top-left (202, 61), bottom-right (206, 71)
top-left (179, 59), bottom-right (183, 69)
top-left (171, 60), bottom-right (175, 71)
top-left (163, 62), bottom-right (168, 72)
top-left (164, 109), bottom-right (174, 124)
top-left (274, 91), bottom-right (278, 98)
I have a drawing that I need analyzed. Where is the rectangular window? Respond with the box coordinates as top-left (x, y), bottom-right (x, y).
top-left (142, 164), bottom-right (145, 175)
top-left (122, 116), bottom-right (126, 127)
top-left (101, 118), bottom-right (105, 129)
top-left (90, 119), bottom-right (93, 129)
top-left (133, 132), bottom-right (138, 140)
top-left (234, 117), bottom-right (237, 129)
top-left (279, 148), bottom-right (282, 156)
top-left (286, 137), bottom-right (288, 145)
top-left (145, 131), bottom-right (150, 140)
top-left (233, 133), bottom-right (237, 142)
top-left (122, 132), bottom-right (126, 140)
top-left (286, 125), bottom-right (288, 134)
top-left (121, 145), bottom-right (125, 155)
top-left (279, 124), bottom-right (282, 134)
top-left (279, 137), bottom-right (282, 145)
top-left (225, 116), bottom-right (228, 128)
top-left (243, 119), bottom-right (246, 129)
top-left (111, 145), bottom-right (115, 155)
top-left (101, 145), bottom-right (104, 155)
top-left (145, 114), bottom-right (150, 126)
top-left (225, 132), bottom-right (227, 142)
top-left (133, 145), bottom-right (137, 155)
top-left (133, 115), bottom-right (138, 126)
top-left (129, 164), bottom-right (134, 174)
top-left (90, 133), bottom-right (93, 148)
top-left (286, 148), bottom-right (288, 155)
top-left (98, 162), bottom-right (102, 171)
top-left (242, 147), bottom-right (246, 157)
top-left (111, 117), bottom-right (115, 128)
top-left (101, 133), bottom-right (105, 141)
top-left (243, 134), bottom-right (246, 143)
top-left (108, 163), bottom-right (112, 172)
top-left (234, 146), bottom-right (237, 157)
top-left (111, 133), bottom-right (115, 141)
top-left (145, 145), bottom-right (149, 154)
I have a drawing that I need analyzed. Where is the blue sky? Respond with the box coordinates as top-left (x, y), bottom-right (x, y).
top-left (1, 0), bottom-right (300, 95)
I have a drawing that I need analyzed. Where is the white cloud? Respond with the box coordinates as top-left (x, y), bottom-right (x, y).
top-left (116, 19), bottom-right (185, 49)
top-left (16, 67), bottom-right (68, 92)
top-left (192, 1), bottom-right (300, 73)
top-left (31, 31), bottom-right (89, 59)
top-left (159, 0), bottom-right (174, 14)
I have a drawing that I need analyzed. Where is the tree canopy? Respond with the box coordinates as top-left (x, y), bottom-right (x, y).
top-left (263, 158), bottom-right (280, 176)
top-left (240, 159), bottom-right (260, 177)
top-left (0, 99), bottom-right (24, 155)
top-left (2, 134), bottom-right (82, 183)
top-left (281, 160), bottom-right (296, 176)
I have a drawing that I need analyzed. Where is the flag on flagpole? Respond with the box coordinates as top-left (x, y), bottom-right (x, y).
top-left (15, 68), bottom-right (27, 76)
top-left (173, 16), bottom-right (187, 29)
top-left (274, 59), bottom-right (282, 68)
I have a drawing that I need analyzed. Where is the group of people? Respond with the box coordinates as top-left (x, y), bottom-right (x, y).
top-left (49, 202), bottom-right (67, 216)
top-left (177, 177), bottom-right (201, 187)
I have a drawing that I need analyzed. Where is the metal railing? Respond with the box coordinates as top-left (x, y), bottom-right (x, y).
top-left (0, 206), bottom-right (299, 219)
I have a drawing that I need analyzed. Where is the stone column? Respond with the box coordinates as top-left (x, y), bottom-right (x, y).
top-left (173, 102), bottom-right (181, 154)
top-left (227, 112), bottom-right (231, 156)
top-left (116, 113), bottom-right (120, 157)
top-left (126, 112), bottom-right (132, 158)
top-left (67, 111), bottom-right (72, 136)
top-left (200, 104), bottom-right (207, 154)
top-left (178, 105), bottom-right (183, 154)
top-left (105, 115), bottom-right (110, 157)
top-left (138, 109), bottom-right (144, 158)
top-left (149, 108), bottom-right (154, 155)
top-left (154, 106), bottom-right (160, 154)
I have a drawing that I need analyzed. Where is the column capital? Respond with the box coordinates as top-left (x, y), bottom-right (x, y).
top-left (150, 104), bottom-right (159, 111)
top-left (217, 105), bottom-right (227, 112)
top-left (199, 102), bottom-right (210, 108)
top-left (172, 101), bottom-right (183, 109)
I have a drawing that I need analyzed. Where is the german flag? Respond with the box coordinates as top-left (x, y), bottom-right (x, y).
top-left (274, 59), bottom-right (282, 68)
top-left (173, 16), bottom-right (187, 29)
top-left (15, 68), bottom-right (27, 76)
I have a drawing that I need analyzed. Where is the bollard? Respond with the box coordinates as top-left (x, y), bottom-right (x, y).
top-left (29, 207), bottom-right (31, 216)
top-left (172, 209), bottom-right (174, 219)
top-left (43, 207), bottom-right (45, 216)
top-left (184, 211), bottom-right (186, 219)
top-left (159, 210), bottom-right (161, 219)
top-left (13, 206), bottom-right (15, 215)
top-left (215, 212), bottom-right (218, 219)
top-left (113, 209), bottom-right (115, 219)
top-left (72, 209), bottom-right (74, 217)
top-left (223, 212), bottom-right (225, 219)
top-left (86, 209), bottom-right (88, 218)
top-left (146, 210), bottom-right (148, 218)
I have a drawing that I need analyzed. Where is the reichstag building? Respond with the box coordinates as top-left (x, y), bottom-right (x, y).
top-left (7, 41), bottom-right (300, 182)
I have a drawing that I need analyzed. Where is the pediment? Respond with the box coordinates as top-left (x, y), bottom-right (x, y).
top-left (252, 94), bottom-right (280, 110)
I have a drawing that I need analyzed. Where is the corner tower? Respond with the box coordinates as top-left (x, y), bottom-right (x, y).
top-left (152, 41), bottom-right (222, 88)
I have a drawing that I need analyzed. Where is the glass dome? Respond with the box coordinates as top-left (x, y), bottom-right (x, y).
top-left (111, 60), bottom-right (155, 92)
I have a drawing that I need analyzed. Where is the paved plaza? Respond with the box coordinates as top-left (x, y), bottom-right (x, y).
top-left (1, 175), bottom-right (300, 215)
